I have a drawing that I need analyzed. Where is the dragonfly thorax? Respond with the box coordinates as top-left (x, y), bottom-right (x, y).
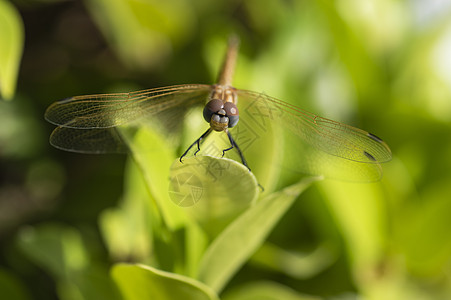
top-left (210, 84), bottom-right (238, 104)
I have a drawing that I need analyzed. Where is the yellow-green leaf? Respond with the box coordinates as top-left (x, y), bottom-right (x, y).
top-left (0, 0), bottom-right (24, 100)
top-left (111, 263), bottom-right (219, 300)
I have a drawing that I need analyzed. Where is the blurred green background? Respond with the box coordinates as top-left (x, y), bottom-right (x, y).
top-left (1, 0), bottom-right (451, 299)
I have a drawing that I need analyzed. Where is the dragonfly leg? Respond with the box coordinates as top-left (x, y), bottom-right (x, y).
top-left (180, 128), bottom-right (212, 163)
top-left (225, 130), bottom-right (250, 171)
top-left (225, 131), bottom-right (265, 191)
top-left (221, 145), bottom-right (234, 157)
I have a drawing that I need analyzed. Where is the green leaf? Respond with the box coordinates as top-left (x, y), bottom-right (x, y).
top-left (184, 221), bottom-right (209, 277)
top-left (119, 126), bottom-right (210, 274)
top-left (119, 126), bottom-right (187, 230)
top-left (223, 281), bottom-right (320, 300)
top-left (169, 156), bottom-right (258, 208)
top-left (169, 155), bottom-right (259, 236)
top-left (111, 263), bottom-right (219, 300)
top-left (197, 177), bottom-right (320, 292)
top-left (0, 0), bottom-right (24, 100)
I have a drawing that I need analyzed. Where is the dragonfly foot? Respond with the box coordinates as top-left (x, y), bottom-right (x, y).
top-left (222, 146), bottom-right (233, 158)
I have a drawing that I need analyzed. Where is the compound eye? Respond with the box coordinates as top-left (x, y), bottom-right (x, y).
top-left (203, 99), bottom-right (223, 122)
top-left (220, 116), bottom-right (229, 124)
top-left (223, 102), bottom-right (239, 127)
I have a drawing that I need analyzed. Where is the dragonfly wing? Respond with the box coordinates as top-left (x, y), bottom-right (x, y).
top-left (237, 90), bottom-right (391, 164)
top-left (234, 90), bottom-right (391, 182)
top-left (45, 84), bottom-right (212, 129)
top-left (45, 85), bottom-right (212, 153)
top-left (49, 127), bottom-right (129, 154)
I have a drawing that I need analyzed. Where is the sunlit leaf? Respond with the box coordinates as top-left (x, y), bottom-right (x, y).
top-left (169, 155), bottom-right (259, 236)
top-left (119, 126), bottom-right (187, 230)
top-left (0, 0), bottom-right (23, 100)
top-left (111, 263), bottom-right (219, 300)
top-left (184, 221), bottom-right (209, 278)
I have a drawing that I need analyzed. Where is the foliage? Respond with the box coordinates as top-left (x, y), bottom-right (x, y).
top-left (1, 0), bottom-right (451, 299)
top-left (0, 0), bottom-right (23, 100)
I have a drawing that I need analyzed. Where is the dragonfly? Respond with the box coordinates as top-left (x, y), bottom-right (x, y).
top-left (45, 37), bottom-right (392, 182)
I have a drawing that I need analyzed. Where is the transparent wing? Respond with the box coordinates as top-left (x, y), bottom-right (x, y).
top-left (45, 84), bottom-right (212, 128)
top-left (45, 84), bottom-right (212, 153)
top-left (237, 89), bottom-right (391, 164)
top-left (229, 89), bottom-right (392, 182)
top-left (49, 127), bottom-right (129, 154)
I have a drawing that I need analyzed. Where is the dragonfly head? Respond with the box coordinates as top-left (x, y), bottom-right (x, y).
top-left (203, 99), bottom-right (239, 132)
